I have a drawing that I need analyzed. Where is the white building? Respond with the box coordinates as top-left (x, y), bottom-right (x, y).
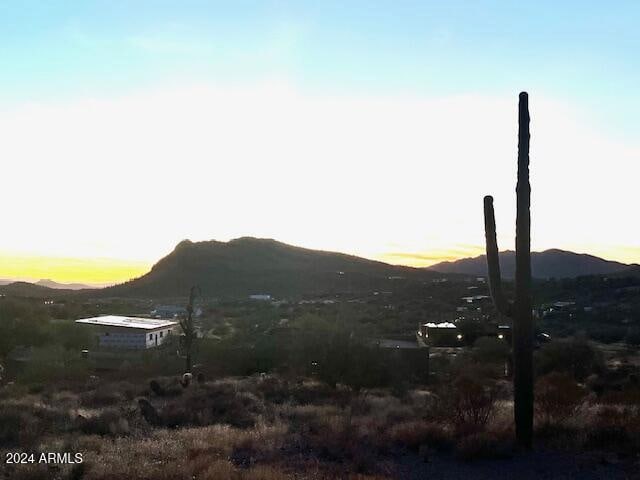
top-left (249, 294), bottom-right (271, 301)
top-left (76, 315), bottom-right (178, 350)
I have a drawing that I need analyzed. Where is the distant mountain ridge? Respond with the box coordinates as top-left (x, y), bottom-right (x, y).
top-left (0, 281), bottom-right (74, 297)
top-left (428, 249), bottom-right (634, 279)
top-left (35, 279), bottom-right (94, 290)
top-left (2, 241), bottom-right (637, 299)
top-left (99, 237), bottom-right (441, 298)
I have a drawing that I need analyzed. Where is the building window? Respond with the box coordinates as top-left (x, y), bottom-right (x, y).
top-left (149, 333), bottom-right (152, 340)
top-left (160, 331), bottom-right (163, 338)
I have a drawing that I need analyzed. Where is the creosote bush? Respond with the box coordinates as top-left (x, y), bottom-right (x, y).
top-left (78, 408), bottom-right (131, 436)
top-left (386, 420), bottom-right (453, 451)
top-left (446, 374), bottom-right (499, 433)
top-left (535, 337), bottom-right (604, 381)
top-left (535, 372), bottom-right (585, 424)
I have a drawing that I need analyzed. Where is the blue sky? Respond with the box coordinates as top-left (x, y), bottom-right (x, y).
top-left (1, 1), bottom-right (639, 282)
top-left (2, 1), bottom-right (639, 132)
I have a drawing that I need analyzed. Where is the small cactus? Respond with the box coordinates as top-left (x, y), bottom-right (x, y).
top-left (138, 398), bottom-right (162, 426)
top-left (149, 379), bottom-right (166, 397)
top-left (180, 372), bottom-right (193, 388)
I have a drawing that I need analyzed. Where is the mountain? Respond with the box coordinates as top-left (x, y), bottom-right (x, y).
top-left (0, 281), bottom-right (73, 298)
top-left (101, 237), bottom-right (441, 298)
top-left (35, 279), bottom-right (94, 290)
top-left (428, 249), bottom-right (631, 279)
top-left (610, 264), bottom-right (640, 278)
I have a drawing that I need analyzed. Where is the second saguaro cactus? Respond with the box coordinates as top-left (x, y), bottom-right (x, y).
top-left (179, 286), bottom-right (199, 374)
top-left (484, 92), bottom-right (533, 448)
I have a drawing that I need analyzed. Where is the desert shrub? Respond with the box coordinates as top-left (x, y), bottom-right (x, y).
top-left (156, 383), bottom-right (264, 429)
top-left (254, 376), bottom-right (351, 406)
top-left (18, 346), bottom-right (89, 384)
top-left (587, 365), bottom-right (640, 402)
top-left (78, 408), bottom-right (130, 436)
top-left (2, 463), bottom-right (53, 480)
top-left (535, 338), bottom-right (604, 381)
top-left (50, 320), bottom-right (93, 350)
top-left (0, 402), bottom-right (70, 447)
top-left (449, 355), bottom-right (500, 382)
top-left (386, 420), bottom-right (452, 451)
top-left (0, 405), bottom-right (38, 446)
top-left (472, 337), bottom-right (510, 364)
top-left (535, 372), bottom-right (585, 424)
top-left (592, 406), bottom-right (631, 430)
top-left (80, 388), bottom-right (124, 407)
top-left (28, 383), bottom-right (45, 394)
top-left (303, 414), bottom-right (362, 463)
top-left (588, 325), bottom-right (626, 344)
top-left (0, 383), bottom-right (30, 401)
top-left (445, 374), bottom-right (498, 433)
top-left (534, 422), bottom-right (581, 450)
top-left (149, 378), bottom-right (183, 397)
top-left (600, 386), bottom-right (640, 405)
top-left (454, 431), bottom-right (513, 461)
top-left (583, 424), bottom-right (632, 452)
top-left (69, 463), bottom-right (87, 480)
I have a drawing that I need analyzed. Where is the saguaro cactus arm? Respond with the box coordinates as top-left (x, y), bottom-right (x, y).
top-left (483, 195), bottom-right (511, 317)
top-left (483, 92), bottom-right (533, 449)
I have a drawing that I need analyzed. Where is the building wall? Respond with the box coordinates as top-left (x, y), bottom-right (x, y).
top-left (144, 328), bottom-right (173, 348)
top-left (98, 331), bottom-right (147, 349)
top-left (98, 327), bottom-right (173, 349)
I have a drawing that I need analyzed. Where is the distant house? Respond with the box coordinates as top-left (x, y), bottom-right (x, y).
top-left (298, 299), bottom-right (336, 305)
top-left (461, 295), bottom-right (491, 304)
top-left (76, 316), bottom-right (177, 350)
top-left (497, 325), bottom-right (512, 343)
top-left (151, 305), bottom-right (187, 319)
top-left (249, 294), bottom-right (271, 301)
top-left (417, 322), bottom-right (463, 346)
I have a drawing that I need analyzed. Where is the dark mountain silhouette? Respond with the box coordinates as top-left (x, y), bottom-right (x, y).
top-left (0, 281), bottom-right (73, 297)
top-left (428, 249), bottom-right (631, 279)
top-left (100, 237), bottom-right (441, 298)
top-left (35, 279), bottom-right (93, 290)
top-left (610, 264), bottom-right (640, 278)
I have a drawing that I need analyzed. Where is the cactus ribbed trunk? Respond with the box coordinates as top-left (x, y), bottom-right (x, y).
top-left (180, 286), bottom-right (198, 374)
top-left (514, 92), bottom-right (533, 448)
top-left (483, 92), bottom-right (533, 449)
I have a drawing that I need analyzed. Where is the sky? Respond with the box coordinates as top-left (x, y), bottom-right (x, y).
top-left (1, 1), bottom-right (639, 284)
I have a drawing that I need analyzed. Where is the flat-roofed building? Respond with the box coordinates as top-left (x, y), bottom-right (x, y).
top-left (417, 322), bottom-right (464, 346)
top-left (76, 315), bottom-right (178, 350)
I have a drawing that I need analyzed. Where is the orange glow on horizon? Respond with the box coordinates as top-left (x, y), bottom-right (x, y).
top-left (0, 254), bottom-right (151, 285)
top-left (1, 243), bottom-right (638, 285)
top-left (377, 245), bottom-right (486, 268)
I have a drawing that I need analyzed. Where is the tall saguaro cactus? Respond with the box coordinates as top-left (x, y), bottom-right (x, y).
top-left (483, 92), bottom-right (533, 448)
top-left (179, 286), bottom-right (199, 373)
